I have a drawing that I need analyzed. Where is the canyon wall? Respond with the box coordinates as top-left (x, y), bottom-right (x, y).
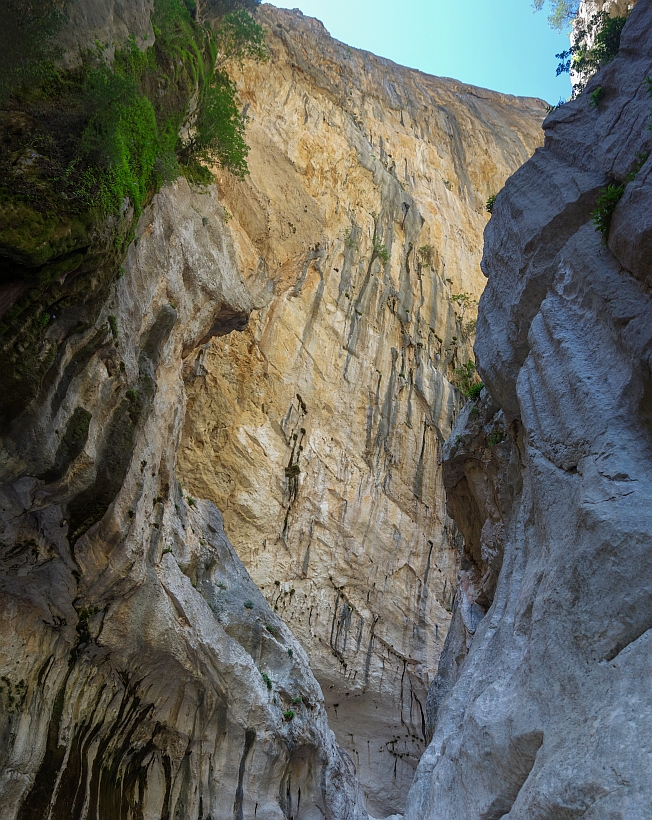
top-left (0, 177), bottom-right (368, 820)
top-left (178, 5), bottom-right (546, 814)
top-left (407, 3), bottom-right (652, 818)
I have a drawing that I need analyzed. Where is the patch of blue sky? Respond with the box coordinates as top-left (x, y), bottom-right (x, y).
top-left (264, 0), bottom-right (572, 104)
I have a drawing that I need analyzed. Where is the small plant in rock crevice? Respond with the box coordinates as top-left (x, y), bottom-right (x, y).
top-left (589, 86), bottom-right (605, 108)
top-left (372, 238), bottom-right (390, 265)
top-left (487, 426), bottom-right (507, 448)
top-left (453, 360), bottom-right (483, 400)
top-left (486, 194), bottom-right (497, 213)
top-left (260, 671), bottom-right (272, 690)
top-left (591, 150), bottom-right (649, 242)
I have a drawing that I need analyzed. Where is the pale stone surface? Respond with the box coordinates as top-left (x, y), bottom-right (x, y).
top-left (0, 179), bottom-right (367, 819)
top-left (57, 0), bottom-right (155, 66)
top-left (406, 4), bottom-right (652, 818)
top-left (178, 5), bottom-right (546, 814)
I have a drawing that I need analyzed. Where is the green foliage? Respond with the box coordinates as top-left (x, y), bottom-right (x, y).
top-left (187, 495), bottom-right (197, 507)
top-left (243, 599), bottom-right (254, 609)
top-left (260, 670), bottom-right (272, 689)
top-left (418, 244), bottom-right (434, 266)
top-left (283, 710), bottom-right (295, 720)
top-left (288, 648), bottom-right (294, 657)
top-left (373, 239), bottom-right (390, 264)
top-left (591, 183), bottom-right (624, 238)
top-left (451, 292), bottom-right (476, 311)
top-left (344, 225), bottom-right (357, 249)
top-left (485, 194), bottom-right (497, 213)
top-left (467, 382), bottom-right (484, 401)
top-left (265, 623), bottom-right (277, 634)
top-left (545, 98), bottom-right (568, 113)
top-left (202, 0), bottom-right (261, 16)
top-left (487, 426), bottom-right (507, 447)
top-left (589, 86), bottom-right (605, 108)
top-left (532, 0), bottom-right (579, 31)
top-left (626, 152), bottom-right (650, 183)
top-left (461, 318), bottom-right (477, 342)
top-left (181, 70), bottom-right (250, 178)
top-left (214, 9), bottom-right (268, 67)
top-left (454, 360), bottom-right (483, 399)
top-left (556, 12), bottom-right (628, 96)
top-left (591, 152), bottom-right (648, 241)
top-left (1, 0), bottom-right (263, 226)
top-left (292, 696), bottom-right (302, 704)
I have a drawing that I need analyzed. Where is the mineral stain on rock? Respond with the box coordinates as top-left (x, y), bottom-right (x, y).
top-left (178, 5), bottom-right (545, 813)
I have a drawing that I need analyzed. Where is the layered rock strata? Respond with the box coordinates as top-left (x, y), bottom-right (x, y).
top-left (407, 4), bottom-right (652, 817)
top-left (0, 179), bottom-right (367, 820)
top-left (178, 5), bottom-right (546, 813)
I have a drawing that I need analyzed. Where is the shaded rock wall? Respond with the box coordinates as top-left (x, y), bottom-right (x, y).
top-left (406, 4), bottom-right (652, 818)
top-left (178, 5), bottom-right (546, 814)
top-left (0, 179), bottom-right (367, 820)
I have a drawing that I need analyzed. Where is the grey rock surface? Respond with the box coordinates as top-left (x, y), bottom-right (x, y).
top-left (406, 3), bottom-right (652, 818)
top-left (57, 0), bottom-right (155, 67)
top-left (0, 179), bottom-right (367, 819)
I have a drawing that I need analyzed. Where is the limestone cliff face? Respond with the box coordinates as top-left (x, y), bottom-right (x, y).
top-left (406, 4), bottom-right (652, 818)
top-left (0, 178), bottom-right (367, 820)
top-left (178, 5), bottom-right (546, 813)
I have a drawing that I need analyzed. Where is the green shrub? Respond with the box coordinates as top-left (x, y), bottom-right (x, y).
top-left (214, 8), bottom-right (268, 67)
top-left (243, 599), bottom-right (254, 609)
top-left (467, 382), bottom-right (483, 401)
top-left (418, 244), bottom-right (434, 266)
top-left (260, 670), bottom-right (272, 690)
top-left (453, 360), bottom-right (483, 400)
top-left (283, 710), bottom-right (295, 720)
top-left (373, 238), bottom-right (390, 264)
top-left (486, 194), bottom-right (497, 213)
top-left (556, 12), bottom-right (628, 96)
top-left (591, 183), bottom-right (624, 238)
top-left (265, 623), bottom-right (276, 634)
top-left (589, 86), bottom-right (605, 108)
top-left (487, 427), bottom-right (506, 448)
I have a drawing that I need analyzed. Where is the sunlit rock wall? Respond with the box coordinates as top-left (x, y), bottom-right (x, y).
top-left (178, 5), bottom-right (546, 814)
top-left (0, 179), bottom-right (367, 820)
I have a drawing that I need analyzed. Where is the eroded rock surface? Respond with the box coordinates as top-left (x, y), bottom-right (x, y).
top-left (0, 179), bottom-right (367, 820)
top-left (407, 4), bottom-right (652, 818)
top-left (177, 6), bottom-right (546, 814)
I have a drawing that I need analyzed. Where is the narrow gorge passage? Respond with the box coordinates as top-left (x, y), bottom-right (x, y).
top-left (2, 0), bottom-right (648, 818)
top-left (177, 6), bottom-right (545, 814)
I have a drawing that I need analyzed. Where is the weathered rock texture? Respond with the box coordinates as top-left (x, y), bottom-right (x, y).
top-left (58, 0), bottom-right (155, 67)
top-left (178, 5), bottom-right (546, 813)
top-left (0, 178), bottom-right (368, 820)
top-left (406, 3), bottom-right (652, 818)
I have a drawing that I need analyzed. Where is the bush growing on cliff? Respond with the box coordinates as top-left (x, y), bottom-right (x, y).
top-left (0, 0), bottom-right (265, 224)
top-left (454, 360), bottom-right (483, 400)
top-left (555, 11), bottom-right (629, 95)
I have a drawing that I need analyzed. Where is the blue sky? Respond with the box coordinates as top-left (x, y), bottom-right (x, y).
top-left (265, 0), bottom-right (572, 103)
